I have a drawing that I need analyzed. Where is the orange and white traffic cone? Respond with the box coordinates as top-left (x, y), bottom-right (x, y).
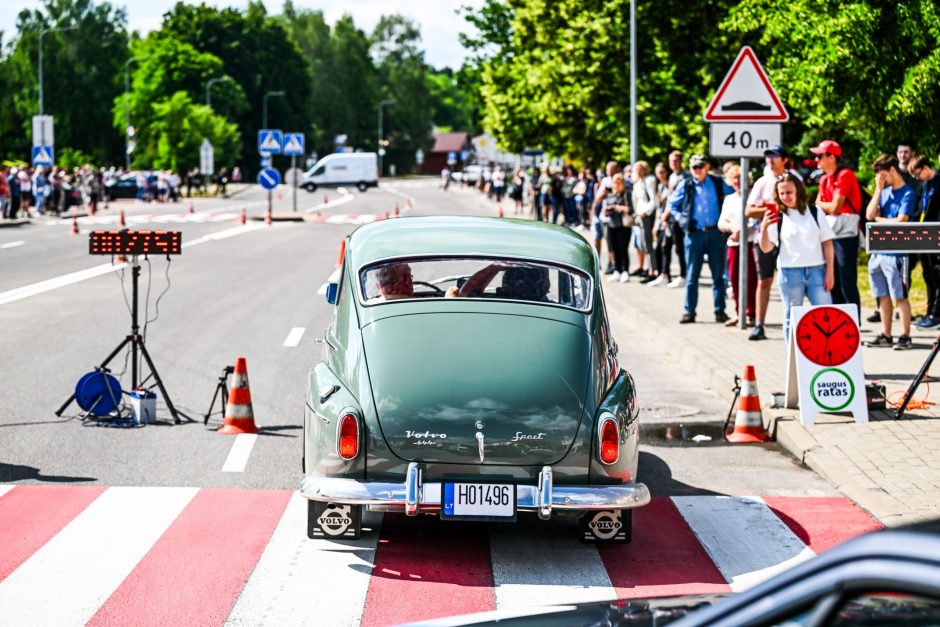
top-left (239, 208), bottom-right (246, 225)
top-left (497, 205), bottom-right (504, 218)
top-left (265, 207), bottom-right (272, 226)
top-left (727, 365), bottom-right (770, 443)
top-left (70, 216), bottom-right (79, 235)
top-left (384, 211), bottom-right (390, 220)
top-left (407, 197), bottom-right (414, 209)
top-left (119, 210), bottom-right (126, 227)
top-left (392, 203), bottom-right (399, 218)
top-left (323, 194), bottom-right (329, 205)
top-left (189, 202), bottom-right (195, 214)
top-left (218, 356), bottom-right (260, 435)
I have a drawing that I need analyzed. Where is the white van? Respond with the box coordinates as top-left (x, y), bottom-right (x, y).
top-left (302, 152), bottom-right (378, 193)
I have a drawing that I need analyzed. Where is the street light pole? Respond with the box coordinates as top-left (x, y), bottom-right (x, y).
top-left (262, 90), bottom-right (286, 129)
top-left (123, 54), bottom-right (151, 171)
top-left (38, 24), bottom-right (76, 117)
top-left (206, 76), bottom-right (232, 109)
top-left (629, 0), bottom-right (638, 165)
top-left (377, 99), bottom-right (394, 177)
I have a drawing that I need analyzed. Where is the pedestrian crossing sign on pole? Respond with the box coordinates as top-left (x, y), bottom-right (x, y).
top-left (32, 145), bottom-right (53, 167)
top-left (258, 129), bottom-right (283, 155)
top-left (283, 133), bottom-right (305, 156)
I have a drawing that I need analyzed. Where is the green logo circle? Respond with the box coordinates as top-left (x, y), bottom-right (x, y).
top-left (809, 368), bottom-right (855, 411)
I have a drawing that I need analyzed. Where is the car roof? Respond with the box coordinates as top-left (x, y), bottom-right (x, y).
top-left (348, 216), bottom-right (596, 272)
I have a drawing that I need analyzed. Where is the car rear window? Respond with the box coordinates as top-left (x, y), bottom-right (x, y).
top-left (359, 258), bottom-right (592, 310)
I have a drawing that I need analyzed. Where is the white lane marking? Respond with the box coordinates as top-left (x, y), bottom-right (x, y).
top-left (672, 495), bottom-right (815, 592)
top-left (225, 492), bottom-right (380, 627)
top-left (303, 188), bottom-right (355, 213)
top-left (1, 241), bottom-right (25, 249)
top-left (0, 485), bottom-right (16, 498)
top-left (490, 524), bottom-right (615, 609)
top-left (283, 327), bottom-right (306, 347)
top-left (379, 184), bottom-right (413, 201)
top-left (0, 486), bottom-right (197, 626)
top-left (221, 434), bottom-right (259, 473)
top-left (0, 224), bottom-right (262, 307)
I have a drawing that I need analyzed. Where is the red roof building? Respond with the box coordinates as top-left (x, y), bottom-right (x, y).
top-left (421, 131), bottom-right (473, 175)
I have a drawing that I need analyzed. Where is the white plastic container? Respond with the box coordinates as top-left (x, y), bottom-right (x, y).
top-left (130, 389), bottom-right (157, 424)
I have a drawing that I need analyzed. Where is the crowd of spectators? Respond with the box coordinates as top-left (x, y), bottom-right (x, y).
top-left (452, 139), bottom-right (938, 350)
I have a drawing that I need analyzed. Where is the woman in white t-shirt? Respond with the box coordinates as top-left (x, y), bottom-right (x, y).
top-left (759, 172), bottom-right (835, 341)
top-left (717, 164), bottom-right (756, 327)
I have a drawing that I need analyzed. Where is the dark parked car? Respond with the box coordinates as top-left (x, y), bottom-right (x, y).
top-left (104, 173), bottom-right (139, 200)
top-left (301, 216), bottom-right (649, 542)
top-left (407, 521), bottom-right (940, 626)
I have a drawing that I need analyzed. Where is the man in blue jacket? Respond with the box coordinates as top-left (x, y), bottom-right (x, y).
top-left (668, 154), bottom-right (727, 324)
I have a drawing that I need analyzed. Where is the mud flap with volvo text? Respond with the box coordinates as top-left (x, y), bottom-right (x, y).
top-left (308, 501), bottom-right (362, 539)
top-left (579, 509), bottom-right (632, 543)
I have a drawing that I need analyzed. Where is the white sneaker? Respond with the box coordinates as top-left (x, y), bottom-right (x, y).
top-left (608, 271), bottom-right (621, 282)
top-left (619, 272), bottom-right (630, 283)
top-left (647, 276), bottom-right (666, 287)
top-left (667, 277), bottom-right (685, 288)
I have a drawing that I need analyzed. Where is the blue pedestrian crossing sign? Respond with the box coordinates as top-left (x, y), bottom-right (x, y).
top-left (258, 129), bottom-right (283, 155)
top-left (283, 132), bottom-right (305, 156)
top-left (32, 145), bottom-right (53, 167)
top-left (257, 167), bottom-right (281, 190)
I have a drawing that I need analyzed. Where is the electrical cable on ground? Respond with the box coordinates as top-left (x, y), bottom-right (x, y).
top-left (888, 382), bottom-right (934, 411)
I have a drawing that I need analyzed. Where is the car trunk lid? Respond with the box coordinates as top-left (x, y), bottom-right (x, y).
top-left (362, 311), bottom-right (590, 465)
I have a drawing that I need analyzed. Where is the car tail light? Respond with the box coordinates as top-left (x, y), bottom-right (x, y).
top-left (338, 413), bottom-right (359, 460)
top-left (598, 416), bottom-right (619, 465)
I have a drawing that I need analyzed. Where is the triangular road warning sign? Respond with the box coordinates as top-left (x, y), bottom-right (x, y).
top-left (260, 132), bottom-right (281, 151)
top-left (33, 146), bottom-right (52, 164)
top-left (704, 46), bottom-right (788, 122)
top-left (284, 136), bottom-right (303, 153)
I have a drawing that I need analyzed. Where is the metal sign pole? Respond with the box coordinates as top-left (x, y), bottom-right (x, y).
top-left (292, 155), bottom-right (297, 213)
top-left (738, 157), bottom-right (749, 330)
top-left (268, 189), bottom-right (273, 217)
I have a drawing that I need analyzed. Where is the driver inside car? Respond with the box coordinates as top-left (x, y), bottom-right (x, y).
top-left (374, 262), bottom-right (414, 300)
top-left (444, 264), bottom-right (551, 302)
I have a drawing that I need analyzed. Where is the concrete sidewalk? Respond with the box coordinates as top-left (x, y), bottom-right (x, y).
top-left (598, 252), bottom-right (939, 526)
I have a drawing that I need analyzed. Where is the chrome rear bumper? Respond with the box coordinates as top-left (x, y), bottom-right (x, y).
top-left (299, 463), bottom-right (650, 520)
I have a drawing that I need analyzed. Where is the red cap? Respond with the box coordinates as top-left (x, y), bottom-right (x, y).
top-left (809, 140), bottom-right (842, 157)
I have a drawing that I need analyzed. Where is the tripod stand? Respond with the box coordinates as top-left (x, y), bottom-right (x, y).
top-left (204, 365), bottom-right (234, 425)
top-left (895, 333), bottom-right (940, 419)
top-left (56, 256), bottom-right (191, 424)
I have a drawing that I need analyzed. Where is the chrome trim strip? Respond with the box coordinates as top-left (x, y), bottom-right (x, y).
top-left (475, 431), bottom-right (485, 463)
top-left (405, 462), bottom-right (420, 516)
top-left (323, 335), bottom-right (337, 351)
top-left (319, 384), bottom-right (340, 404)
top-left (305, 400), bottom-right (329, 424)
top-left (537, 466), bottom-right (553, 520)
top-left (299, 476), bottom-right (651, 513)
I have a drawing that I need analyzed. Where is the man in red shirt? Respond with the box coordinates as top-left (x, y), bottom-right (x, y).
top-left (812, 140), bottom-right (862, 318)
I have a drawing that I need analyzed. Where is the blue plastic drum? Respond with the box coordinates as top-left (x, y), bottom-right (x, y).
top-left (75, 371), bottom-right (123, 415)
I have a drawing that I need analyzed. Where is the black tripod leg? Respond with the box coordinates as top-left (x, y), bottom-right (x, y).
top-left (896, 337), bottom-right (940, 419)
top-left (205, 383), bottom-right (223, 425)
top-left (137, 340), bottom-right (190, 424)
top-left (56, 336), bottom-right (133, 416)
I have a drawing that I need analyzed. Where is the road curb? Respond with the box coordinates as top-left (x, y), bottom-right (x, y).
top-left (0, 219), bottom-right (30, 228)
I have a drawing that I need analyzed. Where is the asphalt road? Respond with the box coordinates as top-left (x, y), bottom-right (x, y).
top-left (0, 177), bottom-right (865, 626)
top-left (0, 178), bottom-right (834, 495)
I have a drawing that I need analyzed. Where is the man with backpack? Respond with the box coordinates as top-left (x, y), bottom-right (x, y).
top-left (668, 154), bottom-right (728, 324)
top-left (812, 140), bottom-right (864, 320)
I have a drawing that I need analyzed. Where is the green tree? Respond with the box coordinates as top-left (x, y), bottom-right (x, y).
top-left (426, 68), bottom-right (475, 132)
top-left (7, 0), bottom-right (129, 164)
top-left (148, 91), bottom-right (241, 172)
top-left (162, 1), bottom-right (312, 168)
top-left (725, 0), bottom-right (940, 164)
top-left (371, 14), bottom-right (434, 173)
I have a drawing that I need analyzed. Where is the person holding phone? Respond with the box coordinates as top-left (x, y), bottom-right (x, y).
top-left (759, 173), bottom-right (835, 342)
top-left (746, 145), bottom-right (798, 340)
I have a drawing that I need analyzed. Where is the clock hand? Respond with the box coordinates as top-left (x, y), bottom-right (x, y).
top-left (830, 320), bottom-right (847, 336)
top-left (813, 322), bottom-right (831, 338)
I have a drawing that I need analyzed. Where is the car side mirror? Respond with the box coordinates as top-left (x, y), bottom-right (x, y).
top-left (325, 282), bottom-right (339, 304)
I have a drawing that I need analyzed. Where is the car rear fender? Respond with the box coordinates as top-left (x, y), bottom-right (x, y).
top-left (589, 369), bottom-right (640, 484)
top-left (305, 363), bottom-right (366, 480)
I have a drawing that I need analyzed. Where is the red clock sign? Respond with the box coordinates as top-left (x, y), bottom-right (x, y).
top-left (795, 306), bottom-right (860, 367)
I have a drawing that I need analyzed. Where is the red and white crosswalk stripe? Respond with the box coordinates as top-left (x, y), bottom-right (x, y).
top-left (0, 486), bottom-right (881, 626)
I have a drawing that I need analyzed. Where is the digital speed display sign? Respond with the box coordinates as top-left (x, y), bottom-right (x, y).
top-left (89, 230), bottom-right (182, 256)
top-left (866, 223), bottom-right (940, 254)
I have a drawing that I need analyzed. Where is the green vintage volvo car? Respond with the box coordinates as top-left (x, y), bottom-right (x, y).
top-left (301, 216), bottom-right (649, 542)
